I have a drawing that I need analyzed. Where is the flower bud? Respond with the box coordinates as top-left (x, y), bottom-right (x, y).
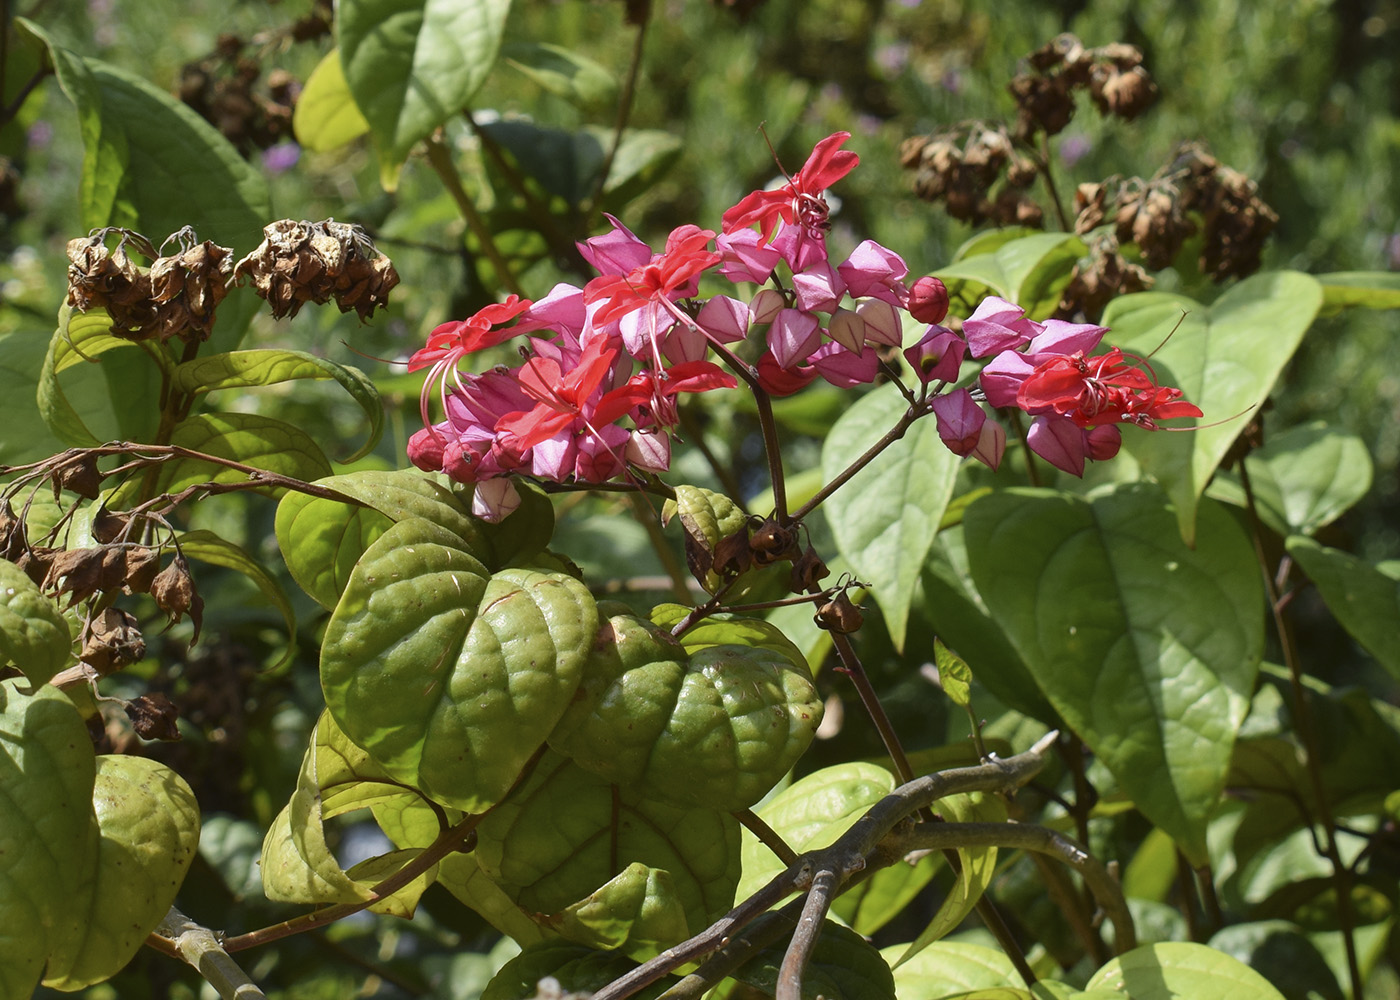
top-left (471, 478), bottom-right (521, 523)
top-left (855, 298), bottom-right (903, 347)
top-left (903, 326), bottom-right (964, 383)
top-left (826, 308), bottom-right (867, 354)
top-left (749, 288), bottom-right (785, 326)
top-left (908, 276), bottom-right (950, 325)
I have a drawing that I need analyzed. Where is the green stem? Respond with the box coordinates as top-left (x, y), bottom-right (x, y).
top-left (1036, 133), bottom-right (1072, 232)
top-left (424, 133), bottom-right (526, 298)
top-left (789, 400), bottom-right (931, 523)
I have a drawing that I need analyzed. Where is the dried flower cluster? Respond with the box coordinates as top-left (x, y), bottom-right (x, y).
top-left (899, 125), bottom-right (1043, 228)
top-left (233, 219), bottom-right (400, 320)
top-left (1009, 34), bottom-right (1158, 142)
top-left (66, 227), bottom-right (233, 342)
top-left (1075, 144), bottom-right (1278, 281)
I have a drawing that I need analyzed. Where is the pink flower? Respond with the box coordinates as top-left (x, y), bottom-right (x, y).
top-left (962, 296), bottom-right (1042, 358)
top-left (904, 326), bottom-right (964, 383)
top-left (721, 131), bottom-right (859, 240)
top-left (838, 240), bottom-right (909, 307)
top-left (931, 389), bottom-right (986, 456)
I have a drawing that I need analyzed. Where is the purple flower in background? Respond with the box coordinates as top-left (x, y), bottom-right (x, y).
top-left (1059, 135), bottom-right (1092, 168)
top-left (262, 142), bottom-right (301, 175)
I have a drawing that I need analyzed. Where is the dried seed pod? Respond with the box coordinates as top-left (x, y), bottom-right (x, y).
top-left (749, 518), bottom-right (798, 567)
top-left (814, 591), bottom-right (864, 634)
top-left (1091, 65), bottom-right (1159, 121)
top-left (82, 607), bottom-right (146, 675)
top-left (44, 547), bottom-right (112, 605)
top-left (1074, 182), bottom-right (1109, 234)
top-left (125, 692), bottom-right (182, 741)
top-left (150, 553), bottom-right (204, 639)
top-left (788, 546), bottom-right (829, 594)
top-left (234, 219), bottom-right (399, 320)
top-left (122, 545), bottom-right (162, 594)
top-left (54, 452), bottom-right (104, 500)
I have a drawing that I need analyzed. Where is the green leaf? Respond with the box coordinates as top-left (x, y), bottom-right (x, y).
top-left (474, 753), bottom-right (740, 945)
top-left (1315, 271), bottom-right (1400, 316)
top-left (339, 0), bottom-right (512, 187)
top-left (895, 792), bottom-right (1007, 966)
top-left (22, 20), bottom-right (268, 352)
top-left (42, 756), bottom-right (201, 990)
top-left (1206, 921), bottom-right (1341, 999)
top-left (482, 942), bottom-right (655, 1000)
top-left (549, 611), bottom-right (823, 811)
top-left (171, 349), bottom-right (383, 462)
top-left (321, 517), bottom-right (597, 812)
top-left (1102, 272), bottom-right (1323, 544)
top-left (937, 232), bottom-right (1085, 319)
top-left (293, 48), bottom-right (371, 152)
top-left (1085, 942), bottom-right (1286, 999)
top-left (139, 412), bottom-right (334, 498)
top-left (479, 120), bottom-right (681, 209)
top-left (501, 42), bottom-right (617, 111)
top-left (1207, 422), bottom-right (1372, 538)
top-left (552, 863), bottom-right (691, 955)
top-left (0, 680), bottom-right (98, 1000)
top-left (1286, 537), bottom-right (1400, 679)
top-left (663, 485), bottom-right (749, 594)
top-left (37, 306), bottom-right (145, 446)
top-left (933, 638), bottom-right (972, 709)
top-left (918, 528), bottom-right (1056, 723)
top-left (822, 382), bottom-right (961, 650)
top-left (177, 529), bottom-right (297, 667)
top-left (882, 941), bottom-right (1022, 996)
top-left (0, 324), bottom-right (111, 467)
top-left (275, 490), bottom-right (395, 610)
top-left (732, 920), bottom-right (896, 1000)
top-left (964, 485), bottom-right (1263, 865)
top-left (0, 559), bottom-right (73, 685)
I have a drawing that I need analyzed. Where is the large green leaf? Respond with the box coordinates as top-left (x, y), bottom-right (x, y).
top-left (22, 20), bottom-right (268, 353)
top-left (550, 611), bottom-right (822, 811)
top-left (482, 942), bottom-right (656, 1000)
top-left (158, 412), bottom-right (333, 493)
top-left (474, 752), bottom-right (740, 947)
top-left (501, 42), bottom-right (617, 111)
top-left (171, 349), bottom-right (383, 462)
top-left (963, 485), bottom-right (1263, 864)
top-left (0, 681), bottom-right (98, 1000)
top-left (1315, 271), bottom-right (1400, 316)
top-left (1102, 272), bottom-right (1323, 544)
top-left (0, 324), bottom-right (110, 466)
top-left (42, 756), bottom-right (201, 990)
top-left (339, 0), bottom-right (512, 186)
top-left (0, 560), bottom-right (73, 686)
top-left (1206, 422), bottom-right (1372, 538)
top-left (821, 383), bottom-right (961, 650)
top-left (321, 517), bottom-right (596, 812)
top-left (1085, 942), bottom-right (1286, 999)
top-left (293, 48), bottom-right (371, 152)
top-left (937, 232), bottom-right (1085, 320)
top-left (275, 490), bottom-right (395, 610)
top-left (732, 920), bottom-right (896, 1000)
top-left (1286, 537), bottom-right (1400, 680)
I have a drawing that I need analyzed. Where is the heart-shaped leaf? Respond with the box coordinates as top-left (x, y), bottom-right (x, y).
top-left (1102, 272), bottom-right (1323, 544)
top-left (293, 48), bottom-right (371, 152)
top-left (550, 612), bottom-right (822, 811)
top-left (42, 756), bottom-right (201, 990)
top-left (322, 517), bottom-right (597, 812)
top-left (1085, 942), bottom-right (1286, 999)
top-left (964, 484), bottom-right (1263, 864)
top-left (37, 306), bottom-right (145, 446)
top-left (822, 382), bottom-right (961, 650)
top-left (474, 753), bottom-right (740, 944)
top-left (882, 941), bottom-right (1023, 996)
top-left (1286, 537), bottom-right (1400, 680)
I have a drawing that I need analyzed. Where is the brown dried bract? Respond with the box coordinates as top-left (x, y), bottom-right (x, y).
top-left (233, 219), bottom-right (400, 321)
top-left (125, 692), bottom-right (182, 741)
top-left (82, 607), bottom-right (146, 675)
top-left (151, 553), bottom-right (205, 640)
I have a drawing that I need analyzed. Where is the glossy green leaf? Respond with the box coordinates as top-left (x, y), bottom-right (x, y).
top-left (275, 489), bottom-right (394, 610)
top-left (895, 792), bottom-right (1007, 965)
top-left (1316, 271), bottom-right (1400, 316)
top-left (1287, 536), bottom-right (1400, 679)
top-left (0, 559), bottom-right (73, 685)
top-left (883, 941), bottom-right (1023, 996)
top-left (156, 412), bottom-right (333, 494)
top-left (822, 382), bottom-right (961, 650)
top-left (1102, 272), bottom-right (1323, 544)
top-left (1085, 942), bottom-right (1286, 999)
top-left (36, 306), bottom-right (145, 446)
top-left (550, 612), bottom-right (822, 811)
top-left (43, 756), bottom-right (201, 990)
top-left (652, 604), bottom-right (811, 673)
top-left (322, 517), bottom-right (596, 812)
top-left (0, 680), bottom-right (98, 1000)
top-left (933, 638), bottom-right (972, 709)
top-left (171, 349), bottom-right (383, 462)
top-left (177, 529), bottom-right (297, 669)
top-left (917, 529), bottom-right (1056, 723)
top-left (0, 325), bottom-right (111, 467)
top-left (339, 0), bottom-right (512, 186)
top-left (293, 48), bottom-right (371, 152)
top-left (297, 468), bottom-right (488, 554)
top-left (501, 42), bottom-right (617, 110)
top-left (1206, 921), bottom-right (1341, 999)
top-left (964, 485), bottom-right (1263, 865)
top-left (1207, 422), bottom-right (1372, 538)
top-left (937, 232), bottom-right (1085, 319)
top-left (482, 942), bottom-right (654, 1000)
top-left (733, 920), bottom-right (896, 1000)
top-left (475, 753), bottom-right (741, 945)
top-left (552, 863), bottom-right (690, 955)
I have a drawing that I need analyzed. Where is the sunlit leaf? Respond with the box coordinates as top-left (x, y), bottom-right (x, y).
top-left (1103, 272), bottom-right (1323, 544)
top-left (1085, 941), bottom-right (1286, 999)
top-left (964, 485), bottom-right (1263, 864)
top-left (0, 560), bottom-right (73, 685)
top-left (882, 941), bottom-right (1023, 996)
top-left (822, 382), bottom-right (960, 650)
top-left (293, 48), bottom-right (371, 152)
top-left (937, 232), bottom-right (1085, 319)
top-left (339, 0), bottom-right (512, 187)
top-left (36, 306), bottom-right (145, 446)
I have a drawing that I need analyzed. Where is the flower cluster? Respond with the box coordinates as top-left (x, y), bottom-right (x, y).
top-left (406, 131), bottom-right (1200, 516)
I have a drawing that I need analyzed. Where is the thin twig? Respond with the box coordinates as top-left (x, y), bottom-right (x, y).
top-left (789, 400), bottom-right (931, 524)
top-left (777, 867), bottom-right (840, 1000)
top-left (153, 908), bottom-right (267, 999)
top-left (735, 808), bottom-right (799, 866)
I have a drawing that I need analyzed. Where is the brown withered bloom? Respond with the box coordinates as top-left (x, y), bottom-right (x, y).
top-left (1056, 241), bottom-right (1154, 321)
top-left (150, 553), bottom-right (205, 640)
top-left (233, 219), bottom-right (400, 321)
top-left (815, 591), bottom-right (864, 634)
top-left (149, 226), bottom-right (235, 342)
top-left (82, 607), bottom-right (146, 675)
top-left (125, 692), bottom-right (182, 741)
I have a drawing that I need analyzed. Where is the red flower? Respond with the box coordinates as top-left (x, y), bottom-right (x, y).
top-left (583, 226), bottom-right (720, 328)
top-left (1017, 348), bottom-right (1200, 428)
top-left (721, 132), bottom-right (860, 240)
top-left (407, 295), bottom-right (531, 372)
top-left (496, 338), bottom-right (620, 452)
